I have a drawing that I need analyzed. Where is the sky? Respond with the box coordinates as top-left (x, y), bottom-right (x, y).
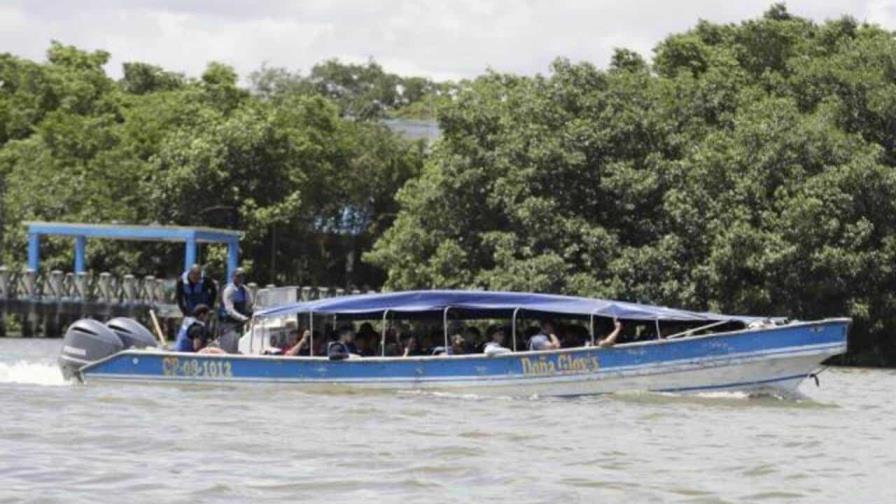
top-left (1, 1), bottom-right (895, 82)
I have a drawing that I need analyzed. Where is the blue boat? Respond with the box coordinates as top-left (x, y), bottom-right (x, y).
top-left (62, 291), bottom-right (849, 396)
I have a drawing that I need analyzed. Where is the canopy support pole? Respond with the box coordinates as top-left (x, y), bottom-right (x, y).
top-left (655, 318), bottom-right (662, 340)
top-left (442, 307), bottom-right (451, 351)
top-left (381, 310), bottom-right (390, 357)
top-left (511, 307), bottom-right (521, 352)
top-left (666, 319), bottom-right (728, 339)
top-left (309, 311), bottom-right (315, 357)
top-left (590, 311), bottom-right (598, 346)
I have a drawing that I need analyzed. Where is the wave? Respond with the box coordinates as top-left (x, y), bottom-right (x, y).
top-left (0, 360), bottom-right (68, 386)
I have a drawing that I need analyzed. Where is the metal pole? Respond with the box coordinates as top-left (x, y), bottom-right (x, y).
top-left (309, 311), bottom-right (315, 357)
top-left (655, 318), bottom-right (662, 340)
top-left (184, 237), bottom-right (197, 272)
top-left (442, 306), bottom-right (451, 350)
top-left (226, 240), bottom-right (239, 280)
top-left (666, 319), bottom-right (729, 339)
top-left (511, 307), bottom-right (521, 352)
top-left (590, 312), bottom-right (596, 346)
top-left (74, 236), bottom-right (86, 273)
top-left (380, 310), bottom-right (390, 356)
top-left (27, 233), bottom-right (40, 272)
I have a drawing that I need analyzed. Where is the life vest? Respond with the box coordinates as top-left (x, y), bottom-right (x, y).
top-left (174, 317), bottom-right (202, 352)
top-left (220, 283), bottom-right (250, 320)
top-left (181, 273), bottom-right (210, 312)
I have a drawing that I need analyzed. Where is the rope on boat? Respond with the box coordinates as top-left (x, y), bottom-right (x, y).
top-left (808, 366), bottom-right (830, 387)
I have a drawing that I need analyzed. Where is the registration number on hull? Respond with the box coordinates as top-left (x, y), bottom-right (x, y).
top-left (162, 357), bottom-right (233, 378)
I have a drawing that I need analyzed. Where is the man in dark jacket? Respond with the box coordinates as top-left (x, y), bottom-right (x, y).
top-left (175, 264), bottom-right (217, 316)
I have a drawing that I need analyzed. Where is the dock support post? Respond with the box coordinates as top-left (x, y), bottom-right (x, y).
top-left (27, 233), bottom-right (40, 272)
top-left (227, 240), bottom-right (239, 280)
top-left (74, 236), bottom-right (86, 273)
top-left (184, 237), bottom-right (197, 272)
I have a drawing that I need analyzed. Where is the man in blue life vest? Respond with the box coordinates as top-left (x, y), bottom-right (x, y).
top-left (218, 267), bottom-right (253, 352)
top-left (174, 304), bottom-right (213, 352)
top-left (174, 264), bottom-right (217, 317)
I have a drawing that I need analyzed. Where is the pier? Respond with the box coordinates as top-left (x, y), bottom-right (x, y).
top-left (0, 267), bottom-right (374, 338)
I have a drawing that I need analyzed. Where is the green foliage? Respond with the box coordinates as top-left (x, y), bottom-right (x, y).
top-left (367, 6), bottom-right (896, 364)
top-left (249, 59), bottom-right (455, 120)
top-left (0, 45), bottom-right (423, 286)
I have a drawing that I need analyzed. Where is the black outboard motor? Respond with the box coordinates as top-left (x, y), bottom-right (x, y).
top-left (58, 319), bottom-right (124, 381)
top-left (106, 317), bottom-right (158, 349)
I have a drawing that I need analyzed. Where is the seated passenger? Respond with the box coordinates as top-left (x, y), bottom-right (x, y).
top-left (597, 319), bottom-right (623, 347)
top-left (484, 328), bottom-right (512, 356)
top-left (284, 329), bottom-right (312, 356)
top-left (174, 304), bottom-right (215, 353)
top-left (433, 334), bottom-right (467, 356)
top-left (402, 335), bottom-right (418, 357)
top-left (528, 320), bottom-right (561, 351)
top-left (450, 334), bottom-right (466, 355)
top-left (327, 326), bottom-right (358, 360)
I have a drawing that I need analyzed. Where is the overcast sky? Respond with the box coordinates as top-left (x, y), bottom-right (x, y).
top-left (1, 1), bottom-right (894, 81)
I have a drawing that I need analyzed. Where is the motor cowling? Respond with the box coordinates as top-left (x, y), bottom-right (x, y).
top-left (106, 317), bottom-right (158, 349)
top-left (58, 319), bottom-right (124, 381)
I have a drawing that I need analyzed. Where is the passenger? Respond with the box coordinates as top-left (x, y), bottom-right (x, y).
top-left (175, 264), bottom-right (217, 317)
top-left (402, 335), bottom-right (418, 357)
top-left (174, 304), bottom-right (222, 353)
top-left (464, 326), bottom-right (482, 353)
top-left (597, 319), bottom-right (624, 347)
top-left (450, 334), bottom-right (466, 355)
top-left (528, 319), bottom-right (562, 351)
top-left (484, 328), bottom-right (512, 356)
top-left (356, 322), bottom-right (378, 356)
top-left (284, 329), bottom-right (312, 356)
top-left (327, 326), bottom-right (358, 360)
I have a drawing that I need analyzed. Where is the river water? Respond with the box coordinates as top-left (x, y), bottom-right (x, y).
top-left (0, 338), bottom-right (893, 503)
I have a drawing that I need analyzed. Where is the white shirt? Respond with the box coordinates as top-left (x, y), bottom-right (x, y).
top-left (484, 341), bottom-right (512, 356)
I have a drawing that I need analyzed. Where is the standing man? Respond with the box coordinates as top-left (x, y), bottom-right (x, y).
top-left (175, 264), bottom-right (217, 317)
top-left (218, 267), bottom-right (253, 352)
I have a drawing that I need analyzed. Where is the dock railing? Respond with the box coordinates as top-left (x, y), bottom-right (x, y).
top-left (0, 265), bottom-right (375, 337)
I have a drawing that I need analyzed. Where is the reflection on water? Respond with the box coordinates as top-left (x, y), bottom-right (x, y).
top-left (0, 338), bottom-right (893, 503)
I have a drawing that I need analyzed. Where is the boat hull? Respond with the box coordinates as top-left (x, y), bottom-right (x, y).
top-left (76, 319), bottom-right (849, 396)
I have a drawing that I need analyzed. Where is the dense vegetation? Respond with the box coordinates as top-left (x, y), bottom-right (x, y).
top-left (1, 5), bottom-right (894, 363)
top-left (367, 5), bottom-right (896, 365)
top-left (0, 48), bottom-right (432, 286)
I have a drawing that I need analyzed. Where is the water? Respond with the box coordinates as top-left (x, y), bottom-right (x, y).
top-left (1, 339), bottom-right (893, 503)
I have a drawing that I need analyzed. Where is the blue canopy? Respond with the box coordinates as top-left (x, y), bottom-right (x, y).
top-left (255, 290), bottom-right (763, 323)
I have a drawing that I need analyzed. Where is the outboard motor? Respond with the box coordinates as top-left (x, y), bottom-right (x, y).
top-left (106, 317), bottom-right (158, 349)
top-left (58, 319), bottom-right (124, 381)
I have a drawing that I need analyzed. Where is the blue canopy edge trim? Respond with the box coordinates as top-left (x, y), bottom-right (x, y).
top-left (254, 290), bottom-right (765, 323)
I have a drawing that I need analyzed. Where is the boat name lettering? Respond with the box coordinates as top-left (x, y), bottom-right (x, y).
top-left (520, 354), bottom-right (599, 376)
top-left (162, 357), bottom-right (232, 378)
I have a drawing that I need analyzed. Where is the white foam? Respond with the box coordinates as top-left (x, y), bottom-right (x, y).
top-left (0, 360), bottom-right (68, 386)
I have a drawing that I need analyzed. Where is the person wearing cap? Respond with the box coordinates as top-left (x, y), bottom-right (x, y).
top-left (175, 264), bottom-right (217, 316)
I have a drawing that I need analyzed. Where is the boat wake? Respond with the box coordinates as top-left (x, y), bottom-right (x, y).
top-left (0, 360), bottom-right (68, 386)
